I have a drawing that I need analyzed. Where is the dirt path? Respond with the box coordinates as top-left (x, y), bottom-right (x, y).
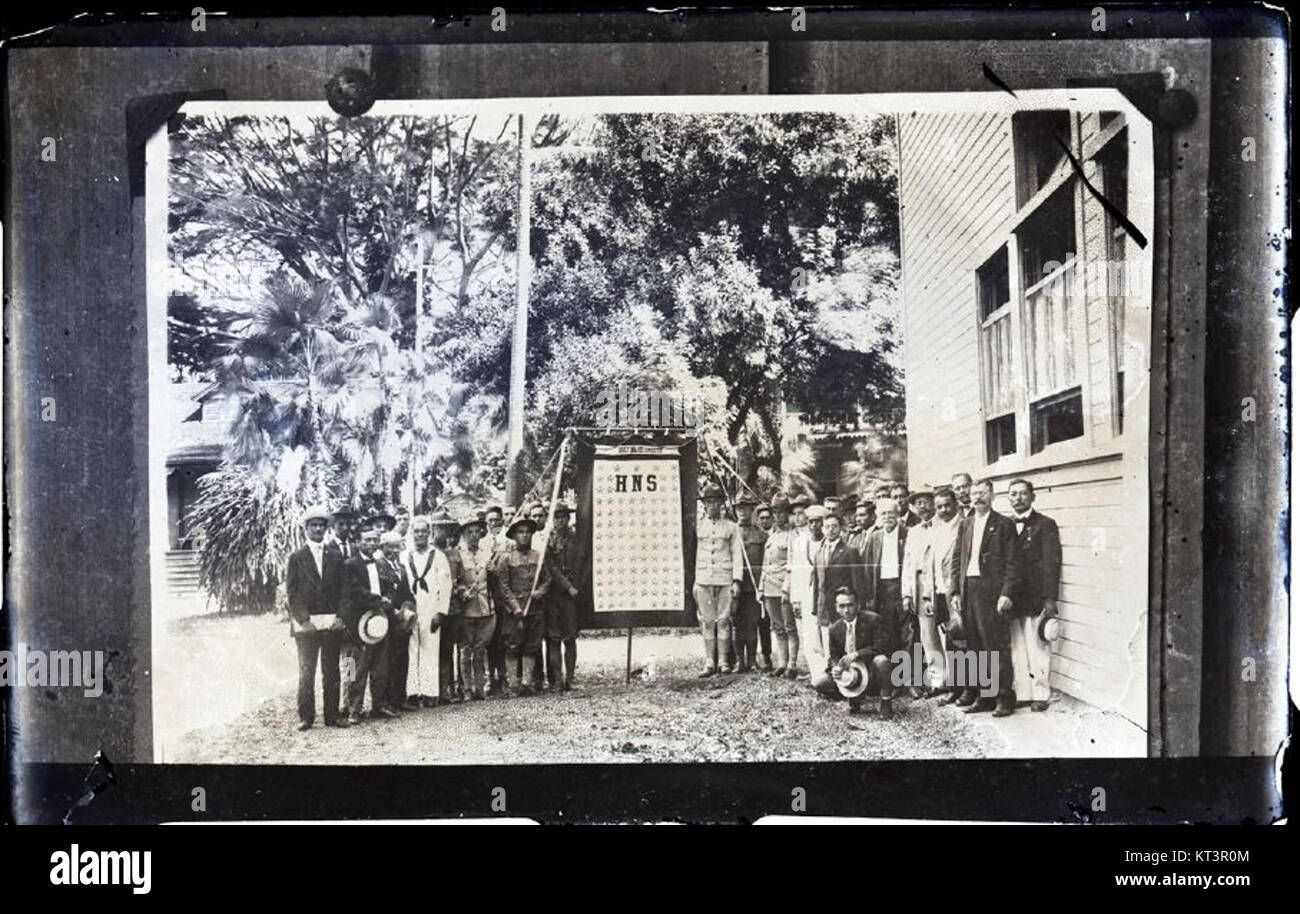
top-left (168, 628), bottom-right (1007, 764)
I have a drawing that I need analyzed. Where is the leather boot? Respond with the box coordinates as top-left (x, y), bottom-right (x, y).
top-left (546, 641), bottom-right (562, 690)
top-left (699, 636), bottom-right (718, 677)
top-left (563, 641), bottom-right (576, 689)
top-left (508, 657), bottom-right (522, 696)
top-left (770, 633), bottom-right (788, 676)
top-left (718, 633), bottom-right (734, 673)
top-left (520, 655), bottom-right (537, 696)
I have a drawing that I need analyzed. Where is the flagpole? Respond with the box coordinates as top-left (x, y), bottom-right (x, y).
top-left (505, 112), bottom-right (531, 509)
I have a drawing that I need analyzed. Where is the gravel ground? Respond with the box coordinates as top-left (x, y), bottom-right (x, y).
top-left (165, 621), bottom-right (1012, 764)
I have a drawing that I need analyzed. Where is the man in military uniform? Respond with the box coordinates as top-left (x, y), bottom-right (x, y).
top-left (693, 483), bottom-right (743, 677)
top-left (732, 493), bottom-right (767, 673)
top-left (543, 502), bottom-right (584, 691)
top-left (754, 502), bottom-right (775, 671)
top-left (457, 512), bottom-right (496, 701)
top-left (490, 516), bottom-right (552, 696)
top-left (759, 494), bottom-right (797, 677)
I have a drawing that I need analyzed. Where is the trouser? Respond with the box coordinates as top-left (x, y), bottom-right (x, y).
top-left (295, 630), bottom-right (342, 725)
top-left (459, 614), bottom-right (497, 695)
top-left (758, 610), bottom-right (772, 662)
top-left (732, 589), bottom-right (761, 667)
top-left (408, 604), bottom-right (441, 699)
top-left (763, 596), bottom-right (799, 668)
top-left (1009, 612), bottom-right (1053, 701)
top-left (488, 609), bottom-right (508, 685)
top-left (500, 611), bottom-right (545, 687)
top-left (917, 594), bottom-right (950, 689)
top-left (389, 629), bottom-right (412, 708)
top-left (439, 615), bottom-right (462, 698)
top-left (814, 653), bottom-right (895, 706)
top-left (342, 637), bottom-right (390, 717)
top-left (693, 583), bottom-right (733, 668)
top-left (545, 592), bottom-right (579, 685)
top-left (797, 602), bottom-right (823, 674)
top-left (964, 577), bottom-right (1014, 701)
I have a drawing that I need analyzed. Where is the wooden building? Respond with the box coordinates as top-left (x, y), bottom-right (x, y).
top-left (897, 97), bottom-right (1151, 729)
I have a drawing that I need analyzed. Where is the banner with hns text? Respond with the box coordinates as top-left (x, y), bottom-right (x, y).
top-left (591, 452), bottom-right (685, 613)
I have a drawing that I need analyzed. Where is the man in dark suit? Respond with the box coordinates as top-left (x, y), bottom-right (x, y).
top-left (378, 530), bottom-right (417, 715)
top-left (950, 478), bottom-right (1021, 715)
top-left (861, 498), bottom-right (909, 660)
top-left (1006, 478), bottom-right (1061, 712)
top-left (340, 524), bottom-right (396, 724)
top-left (286, 505), bottom-right (347, 731)
top-left (826, 587), bottom-right (897, 718)
top-left (812, 512), bottom-right (867, 651)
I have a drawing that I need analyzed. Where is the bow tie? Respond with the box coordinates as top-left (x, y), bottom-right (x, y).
top-left (362, 557), bottom-right (376, 565)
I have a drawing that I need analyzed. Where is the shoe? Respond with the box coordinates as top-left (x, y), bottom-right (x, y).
top-left (784, 668), bottom-right (799, 681)
top-left (373, 708), bottom-right (399, 720)
top-left (332, 718), bottom-right (351, 729)
top-left (347, 714), bottom-right (364, 726)
top-left (1031, 700), bottom-right (1049, 712)
top-left (759, 661), bottom-right (774, 673)
top-left (993, 700), bottom-right (1016, 717)
top-left (548, 682), bottom-right (562, 693)
top-left (769, 665), bottom-right (786, 677)
top-left (909, 686), bottom-right (926, 699)
top-left (963, 699), bottom-right (995, 714)
top-left (403, 699), bottom-right (421, 711)
top-left (387, 705), bottom-right (403, 716)
top-left (847, 701), bottom-right (864, 715)
top-left (297, 721), bottom-right (313, 731)
top-left (937, 690), bottom-right (960, 706)
top-left (518, 684), bottom-right (535, 697)
top-left (421, 697), bottom-right (437, 709)
top-left (954, 689), bottom-right (978, 707)
top-left (722, 665), bottom-right (735, 674)
top-left (698, 667), bottom-right (718, 678)
top-left (562, 678), bottom-right (573, 692)
top-left (472, 690), bottom-right (485, 701)
top-left (879, 698), bottom-right (894, 720)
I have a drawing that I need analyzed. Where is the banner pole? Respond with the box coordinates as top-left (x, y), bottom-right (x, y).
top-left (626, 625), bottom-right (633, 684)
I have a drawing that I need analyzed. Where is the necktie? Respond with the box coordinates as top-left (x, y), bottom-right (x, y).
top-left (409, 551), bottom-right (433, 593)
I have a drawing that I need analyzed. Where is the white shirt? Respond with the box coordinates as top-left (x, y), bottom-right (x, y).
top-left (880, 527), bottom-right (901, 579)
top-left (307, 540), bottom-right (325, 578)
top-left (365, 557), bottom-right (381, 595)
top-left (844, 618), bottom-right (857, 655)
top-left (931, 514), bottom-right (963, 596)
top-left (966, 510), bottom-right (991, 578)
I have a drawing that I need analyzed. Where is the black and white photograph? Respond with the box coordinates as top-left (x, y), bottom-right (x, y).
top-left (2, 8), bottom-right (1289, 837)
top-left (145, 92), bottom-right (1154, 764)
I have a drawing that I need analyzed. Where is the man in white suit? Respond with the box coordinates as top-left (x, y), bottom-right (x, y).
top-left (402, 515), bottom-right (452, 708)
top-left (788, 502), bottom-right (826, 682)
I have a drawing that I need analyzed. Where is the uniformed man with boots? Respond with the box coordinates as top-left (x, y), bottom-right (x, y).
top-left (693, 483), bottom-right (743, 676)
top-left (733, 493), bottom-right (766, 673)
top-left (543, 503), bottom-right (584, 691)
top-left (490, 516), bottom-right (551, 696)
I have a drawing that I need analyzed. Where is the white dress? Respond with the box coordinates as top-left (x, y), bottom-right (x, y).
top-left (403, 547), bottom-right (452, 698)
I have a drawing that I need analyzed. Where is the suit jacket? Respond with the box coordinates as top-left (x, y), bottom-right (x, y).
top-left (341, 554), bottom-right (387, 642)
top-left (812, 538), bottom-right (867, 625)
top-left (286, 542), bottom-right (344, 624)
top-left (861, 525), bottom-right (908, 641)
top-left (951, 510), bottom-right (1021, 602)
top-left (827, 610), bottom-right (892, 667)
top-left (1005, 510), bottom-right (1061, 617)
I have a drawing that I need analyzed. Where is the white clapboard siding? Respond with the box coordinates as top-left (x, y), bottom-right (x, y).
top-left (898, 108), bottom-right (1147, 729)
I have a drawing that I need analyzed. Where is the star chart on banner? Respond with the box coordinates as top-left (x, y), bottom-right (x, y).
top-left (591, 458), bottom-right (684, 612)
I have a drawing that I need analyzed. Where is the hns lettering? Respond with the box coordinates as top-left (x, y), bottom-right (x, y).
top-left (613, 473), bottom-right (658, 493)
top-left (593, 383), bottom-right (698, 428)
top-left (49, 845), bottom-right (152, 894)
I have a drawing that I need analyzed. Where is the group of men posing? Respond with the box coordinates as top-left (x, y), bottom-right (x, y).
top-left (286, 500), bottom-right (583, 730)
top-left (692, 472), bottom-right (1062, 720)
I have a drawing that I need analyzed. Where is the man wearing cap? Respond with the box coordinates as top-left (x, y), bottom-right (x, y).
top-left (379, 530), bottom-right (418, 714)
top-left (543, 503), bottom-right (584, 691)
top-left (759, 494), bottom-right (798, 677)
top-left (403, 515), bottom-right (452, 708)
top-left (732, 493), bottom-right (767, 673)
top-left (825, 586), bottom-right (897, 718)
top-left (485, 508), bottom-right (511, 696)
top-left (340, 524), bottom-right (394, 724)
top-left (949, 479), bottom-right (1019, 715)
top-left (901, 488), bottom-right (938, 697)
top-left (692, 483), bottom-right (744, 676)
top-left (286, 505), bottom-right (347, 730)
top-left (788, 500), bottom-right (825, 679)
top-left (1005, 479), bottom-right (1060, 712)
top-left (490, 516), bottom-right (552, 696)
top-left (457, 512), bottom-right (497, 701)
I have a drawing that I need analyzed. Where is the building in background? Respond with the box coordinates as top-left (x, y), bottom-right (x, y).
top-left (896, 101), bottom-right (1151, 733)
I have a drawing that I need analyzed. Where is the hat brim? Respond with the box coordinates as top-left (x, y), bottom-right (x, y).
top-left (358, 611), bottom-right (390, 645)
top-left (834, 660), bottom-right (872, 699)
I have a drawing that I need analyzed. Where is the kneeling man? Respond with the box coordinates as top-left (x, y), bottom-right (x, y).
top-left (825, 586), bottom-right (897, 719)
